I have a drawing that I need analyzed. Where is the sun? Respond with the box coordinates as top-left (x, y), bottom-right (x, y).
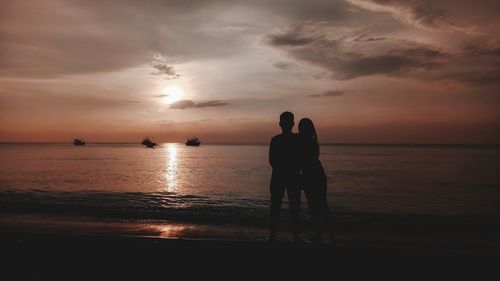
top-left (162, 84), bottom-right (185, 104)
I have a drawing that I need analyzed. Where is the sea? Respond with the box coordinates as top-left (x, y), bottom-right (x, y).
top-left (1, 143), bottom-right (499, 245)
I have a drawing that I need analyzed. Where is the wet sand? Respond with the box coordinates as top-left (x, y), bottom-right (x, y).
top-left (1, 214), bottom-right (499, 278)
top-left (2, 230), bottom-right (498, 279)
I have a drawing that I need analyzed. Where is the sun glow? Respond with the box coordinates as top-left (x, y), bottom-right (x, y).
top-left (162, 84), bottom-right (185, 104)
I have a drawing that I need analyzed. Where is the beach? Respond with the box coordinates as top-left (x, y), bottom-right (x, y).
top-left (2, 230), bottom-right (499, 279)
top-left (2, 210), bottom-right (500, 279)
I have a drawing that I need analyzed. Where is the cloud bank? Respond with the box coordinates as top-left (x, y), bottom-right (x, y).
top-left (308, 90), bottom-right (345, 98)
top-left (267, 22), bottom-right (500, 85)
top-left (169, 100), bottom-right (228, 109)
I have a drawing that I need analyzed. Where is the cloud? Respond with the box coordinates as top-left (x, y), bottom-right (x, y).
top-left (267, 22), bottom-right (500, 85)
top-left (313, 72), bottom-right (329, 80)
top-left (440, 70), bottom-right (500, 86)
top-left (151, 64), bottom-right (180, 80)
top-left (273, 61), bottom-right (295, 70)
top-left (308, 90), bottom-right (345, 98)
top-left (0, 0), bottom-right (264, 78)
top-left (124, 99), bottom-right (141, 104)
top-left (268, 23), bottom-right (447, 80)
top-left (169, 99), bottom-right (228, 109)
top-left (158, 119), bottom-right (177, 126)
top-left (169, 100), bottom-right (195, 109)
top-left (355, 36), bottom-right (386, 42)
top-left (267, 25), bottom-right (321, 46)
top-left (345, 0), bottom-right (451, 30)
top-left (194, 100), bottom-right (228, 108)
top-left (338, 48), bottom-right (444, 77)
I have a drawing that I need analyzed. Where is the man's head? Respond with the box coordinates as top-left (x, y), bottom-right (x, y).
top-left (279, 111), bottom-right (294, 133)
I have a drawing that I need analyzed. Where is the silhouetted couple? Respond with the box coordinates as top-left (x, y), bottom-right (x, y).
top-left (268, 111), bottom-right (335, 243)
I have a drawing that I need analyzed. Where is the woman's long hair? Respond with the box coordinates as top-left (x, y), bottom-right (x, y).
top-left (298, 118), bottom-right (319, 156)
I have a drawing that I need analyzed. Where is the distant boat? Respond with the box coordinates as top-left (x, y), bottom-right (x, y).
top-left (73, 139), bottom-right (85, 146)
top-left (141, 137), bottom-right (157, 148)
top-left (185, 137), bottom-right (201, 146)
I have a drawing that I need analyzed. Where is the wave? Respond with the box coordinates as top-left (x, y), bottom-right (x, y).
top-left (0, 188), bottom-right (498, 232)
top-left (0, 189), bottom-right (270, 225)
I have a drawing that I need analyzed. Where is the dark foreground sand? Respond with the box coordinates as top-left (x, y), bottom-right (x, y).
top-left (2, 231), bottom-right (499, 279)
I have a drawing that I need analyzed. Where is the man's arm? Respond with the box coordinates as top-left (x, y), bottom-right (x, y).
top-left (269, 137), bottom-right (276, 168)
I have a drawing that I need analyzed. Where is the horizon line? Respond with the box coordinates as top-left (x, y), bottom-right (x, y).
top-left (0, 141), bottom-right (499, 146)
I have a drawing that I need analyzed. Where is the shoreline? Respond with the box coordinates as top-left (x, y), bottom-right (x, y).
top-left (2, 213), bottom-right (499, 255)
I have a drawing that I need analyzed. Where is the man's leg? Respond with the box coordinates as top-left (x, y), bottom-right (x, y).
top-left (269, 181), bottom-right (285, 241)
top-left (287, 185), bottom-right (301, 241)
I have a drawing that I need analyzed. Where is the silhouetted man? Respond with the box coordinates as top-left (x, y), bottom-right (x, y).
top-left (268, 111), bottom-right (301, 242)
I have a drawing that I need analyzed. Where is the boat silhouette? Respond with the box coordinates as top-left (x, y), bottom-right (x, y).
top-left (73, 138), bottom-right (85, 145)
top-left (185, 137), bottom-right (201, 146)
top-left (141, 137), bottom-right (157, 148)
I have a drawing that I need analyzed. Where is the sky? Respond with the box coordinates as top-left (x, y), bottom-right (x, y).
top-left (1, 0), bottom-right (499, 143)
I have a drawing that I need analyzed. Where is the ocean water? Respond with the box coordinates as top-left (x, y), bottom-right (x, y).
top-left (1, 143), bottom-right (499, 239)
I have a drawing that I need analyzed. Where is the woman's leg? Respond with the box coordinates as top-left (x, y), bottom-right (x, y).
top-left (318, 179), bottom-right (336, 243)
top-left (321, 197), bottom-right (336, 243)
top-left (303, 185), bottom-right (322, 241)
top-left (320, 184), bottom-right (335, 244)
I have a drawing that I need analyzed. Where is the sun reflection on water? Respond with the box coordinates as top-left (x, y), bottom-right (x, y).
top-left (165, 143), bottom-right (178, 192)
top-left (154, 224), bottom-right (190, 238)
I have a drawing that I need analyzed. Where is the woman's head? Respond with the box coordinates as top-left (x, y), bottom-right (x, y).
top-left (298, 118), bottom-right (316, 139)
top-left (299, 118), bottom-right (320, 156)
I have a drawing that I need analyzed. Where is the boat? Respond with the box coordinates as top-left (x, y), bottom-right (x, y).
top-left (73, 138), bottom-right (85, 145)
top-left (185, 136), bottom-right (201, 146)
top-left (141, 137), bottom-right (157, 148)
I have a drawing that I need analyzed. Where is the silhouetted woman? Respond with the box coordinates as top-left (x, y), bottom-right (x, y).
top-left (298, 118), bottom-right (335, 243)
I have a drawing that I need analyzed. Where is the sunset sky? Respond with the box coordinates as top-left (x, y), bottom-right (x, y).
top-left (1, 0), bottom-right (499, 143)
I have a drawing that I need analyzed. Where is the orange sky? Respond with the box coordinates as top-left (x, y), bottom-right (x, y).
top-left (1, 0), bottom-right (499, 144)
